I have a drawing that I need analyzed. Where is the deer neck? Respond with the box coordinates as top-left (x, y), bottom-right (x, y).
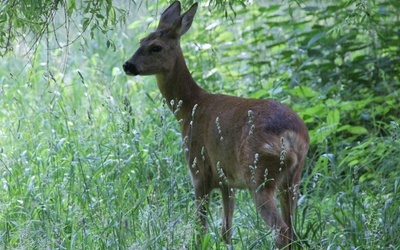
top-left (155, 51), bottom-right (205, 122)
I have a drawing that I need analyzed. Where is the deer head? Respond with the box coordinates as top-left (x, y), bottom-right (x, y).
top-left (123, 2), bottom-right (198, 76)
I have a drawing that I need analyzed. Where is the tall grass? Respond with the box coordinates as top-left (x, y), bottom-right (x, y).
top-left (1, 1), bottom-right (399, 249)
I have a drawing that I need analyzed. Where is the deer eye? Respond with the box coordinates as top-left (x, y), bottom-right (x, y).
top-left (150, 45), bottom-right (162, 52)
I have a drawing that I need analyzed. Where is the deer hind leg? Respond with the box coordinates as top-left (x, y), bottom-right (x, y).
top-left (246, 153), bottom-right (290, 249)
top-left (279, 161), bottom-right (303, 249)
top-left (252, 187), bottom-right (289, 249)
top-left (221, 185), bottom-right (235, 245)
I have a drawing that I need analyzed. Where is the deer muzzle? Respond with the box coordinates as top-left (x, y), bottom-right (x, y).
top-left (123, 61), bottom-right (139, 76)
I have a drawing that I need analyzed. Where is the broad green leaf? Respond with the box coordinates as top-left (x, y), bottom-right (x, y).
top-left (346, 126), bottom-right (369, 135)
top-left (288, 86), bottom-right (317, 98)
top-left (251, 89), bottom-right (268, 99)
top-left (327, 109), bottom-right (340, 126)
top-left (216, 31), bottom-right (234, 43)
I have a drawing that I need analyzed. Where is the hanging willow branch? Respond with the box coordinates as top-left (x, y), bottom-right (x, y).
top-left (0, 0), bottom-right (130, 56)
top-left (0, 0), bottom-right (252, 57)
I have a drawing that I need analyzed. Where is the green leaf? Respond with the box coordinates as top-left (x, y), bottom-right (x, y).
top-left (216, 31), bottom-right (234, 43)
top-left (327, 109), bottom-right (340, 126)
top-left (201, 234), bottom-right (211, 250)
top-left (303, 6), bottom-right (319, 12)
top-left (251, 89), bottom-right (268, 99)
top-left (288, 86), bottom-right (317, 98)
top-left (107, 39), bottom-right (116, 52)
top-left (307, 32), bottom-right (326, 48)
top-left (82, 18), bottom-right (90, 31)
top-left (346, 126), bottom-right (369, 135)
top-left (67, 0), bottom-right (76, 16)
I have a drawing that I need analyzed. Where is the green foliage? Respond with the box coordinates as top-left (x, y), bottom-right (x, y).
top-left (0, 0), bottom-right (128, 56)
top-left (1, 0), bottom-right (399, 249)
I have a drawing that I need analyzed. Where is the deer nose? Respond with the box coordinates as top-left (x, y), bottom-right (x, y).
top-left (123, 61), bottom-right (139, 75)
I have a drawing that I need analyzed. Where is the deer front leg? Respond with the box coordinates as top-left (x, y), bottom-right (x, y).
top-left (221, 186), bottom-right (235, 245)
top-left (193, 179), bottom-right (211, 243)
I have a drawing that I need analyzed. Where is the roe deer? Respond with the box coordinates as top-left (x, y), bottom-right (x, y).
top-left (123, 1), bottom-right (309, 249)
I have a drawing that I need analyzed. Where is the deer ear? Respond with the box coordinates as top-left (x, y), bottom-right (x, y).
top-left (158, 1), bottom-right (182, 30)
top-left (174, 3), bottom-right (198, 36)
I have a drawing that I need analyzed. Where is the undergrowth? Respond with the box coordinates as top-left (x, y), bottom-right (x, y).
top-left (1, 0), bottom-right (399, 249)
